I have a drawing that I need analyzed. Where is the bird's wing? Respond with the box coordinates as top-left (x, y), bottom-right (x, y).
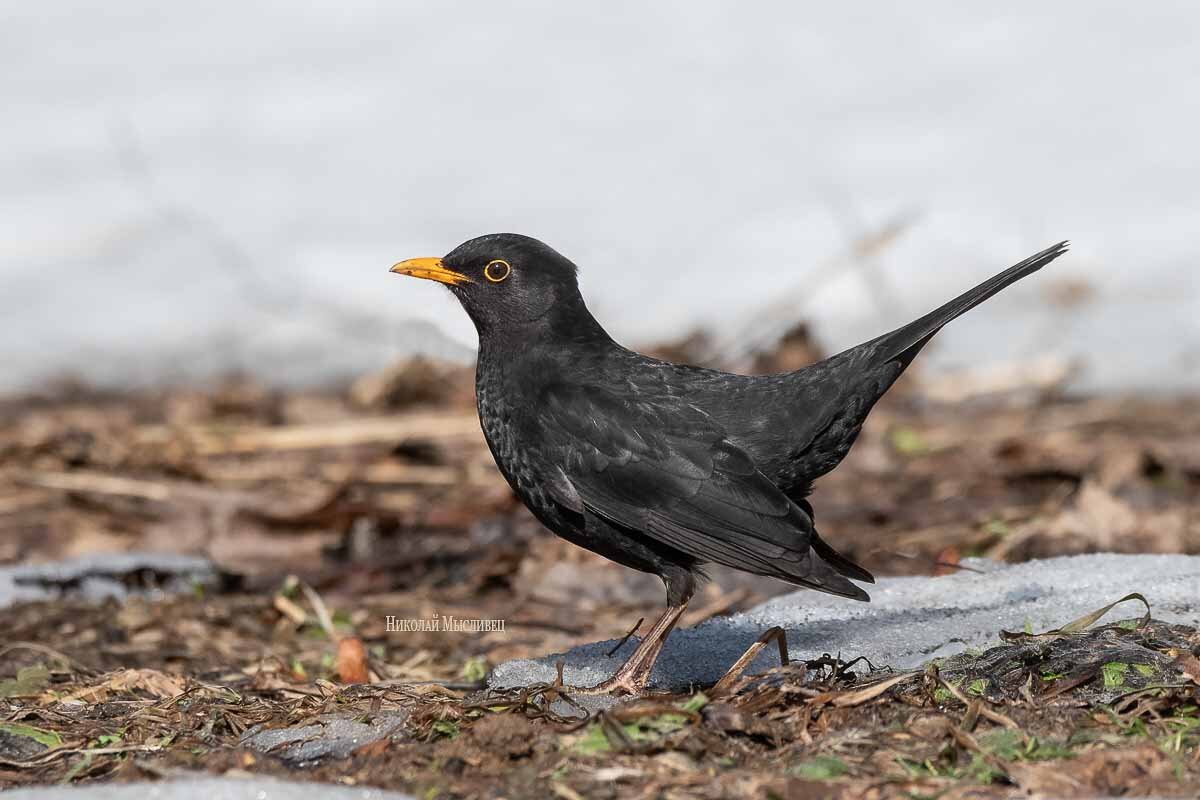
top-left (536, 382), bottom-right (868, 599)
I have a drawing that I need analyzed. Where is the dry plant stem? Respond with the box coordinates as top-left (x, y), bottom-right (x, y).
top-left (14, 471), bottom-right (171, 501)
top-left (163, 413), bottom-right (481, 455)
top-left (0, 642), bottom-right (96, 675)
top-left (933, 665), bottom-right (1019, 730)
top-left (0, 743), bottom-right (167, 769)
top-left (298, 581), bottom-right (337, 640)
top-left (805, 671), bottom-right (917, 709)
top-left (606, 617), bottom-right (645, 657)
top-left (711, 626), bottom-right (789, 697)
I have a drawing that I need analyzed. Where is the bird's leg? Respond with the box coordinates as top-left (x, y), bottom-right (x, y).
top-left (570, 602), bottom-right (687, 696)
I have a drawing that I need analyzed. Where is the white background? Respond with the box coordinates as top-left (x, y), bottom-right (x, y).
top-left (3, 1), bottom-right (1197, 391)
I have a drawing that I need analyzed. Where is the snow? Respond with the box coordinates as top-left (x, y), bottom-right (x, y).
top-left (2, 1), bottom-right (1198, 392)
top-left (490, 554), bottom-right (1200, 691)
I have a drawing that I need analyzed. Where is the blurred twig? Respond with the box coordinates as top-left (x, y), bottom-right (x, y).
top-left (708, 210), bottom-right (917, 370)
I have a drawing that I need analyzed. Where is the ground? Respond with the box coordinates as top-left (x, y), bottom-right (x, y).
top-left (1, 352), bottom-right (1198, 797)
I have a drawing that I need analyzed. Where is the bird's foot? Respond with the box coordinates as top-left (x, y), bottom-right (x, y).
top-left (552, 603), bottom-right (686, 696)
top-left (564, 661), bottom-right (656, 696)
top-left (558, 633), bottom-right (665, 696)
top-left (557, 623), bottom-right (672, 696)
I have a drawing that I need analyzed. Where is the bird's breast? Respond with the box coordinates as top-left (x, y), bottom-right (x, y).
top-left (475, 365), bottom-right (554, 511)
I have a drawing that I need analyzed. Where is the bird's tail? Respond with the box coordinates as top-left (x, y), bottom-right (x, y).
top-left (810, 532), bottom-right (874, 585)
top-left (785, 548), bottom-right (872, 601)
top-left (867, 241), bottom-right (1070, 367)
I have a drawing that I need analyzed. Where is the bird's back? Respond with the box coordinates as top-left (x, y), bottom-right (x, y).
top-left (475, 238), bottom-right (1066, 515)
top-left (596, 350), bottom-right (878, 501)
top-left (674, 240), bottom-right (1071, 499)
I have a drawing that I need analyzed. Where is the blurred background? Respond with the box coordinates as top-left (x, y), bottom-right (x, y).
top-left (3, 0), bottom-right (1197, 393)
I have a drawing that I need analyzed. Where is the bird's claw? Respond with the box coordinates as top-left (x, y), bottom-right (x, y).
top-left (563, 646), bottom-right (661, 696)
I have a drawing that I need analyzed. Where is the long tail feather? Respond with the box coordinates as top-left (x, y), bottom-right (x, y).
top-left (870, 241), bottom-right (1069, 365)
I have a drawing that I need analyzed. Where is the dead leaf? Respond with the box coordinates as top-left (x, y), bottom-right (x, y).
top-left (1175, 652), bottom-right (1200, 685)
top-left (337, 637), bottom-right (370, 684)
top-left (1058, 592), bottom-right (1152, 634)
top-left (106, 668), bottom-right (186, 698)
top-left (349, 356), bottom-right (473, 411)
top-left (352, 738), bottom-right (392, 758)
top-left (933, 545), bottom-right (960, 576)
top-left (1015, 744), bottom-right (1176, 797)
top-left (60, 668), bottom-right (186, 703)
top-left (1003, 592), bottom-right (1151, 641)
top-left (906, 715), bottom-right (953, 740)
top-left (1050, 481), bottom-right (1138, 548)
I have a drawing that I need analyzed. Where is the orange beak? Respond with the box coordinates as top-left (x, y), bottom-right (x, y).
top-left (389, 257), bottom-right (473, 286)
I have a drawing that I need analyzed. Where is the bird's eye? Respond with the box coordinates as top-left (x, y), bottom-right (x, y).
top-left (484, 260), bottom-right (511, 283)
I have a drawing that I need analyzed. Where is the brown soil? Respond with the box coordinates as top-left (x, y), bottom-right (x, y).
top-left (1, 360), bottom-right (1198, 797)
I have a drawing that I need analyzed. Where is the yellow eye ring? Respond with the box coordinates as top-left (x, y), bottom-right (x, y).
top-left (484, 260), bottom-right (511, 283)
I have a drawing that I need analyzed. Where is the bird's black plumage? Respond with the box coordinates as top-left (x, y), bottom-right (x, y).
top-left (392, 233), bottom-right (1068, 691)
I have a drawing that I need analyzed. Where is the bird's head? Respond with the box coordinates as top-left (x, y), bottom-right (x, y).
top-left (391, 233), bottom-right (590, 337)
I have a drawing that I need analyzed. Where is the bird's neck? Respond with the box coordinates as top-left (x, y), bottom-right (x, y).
top-left (478, 293), bottom-right (616, 358)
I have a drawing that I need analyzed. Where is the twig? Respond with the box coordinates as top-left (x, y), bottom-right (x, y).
top-left (606, 618), bottom-right (644, 657)
top-left (273, 594), bottom-right (308, 626)
top-left (298, 581), bottom-right (337, 640)
top-left (0, 743), bottom-right (165, 769)
top-left (12, 472), bottom-right (170, 502)
top-left (709, 212), bottom-right (915, 368)
top-left (826, 671), bottom-right (917, 708)
top-left (933, 667), bottom-right (1019, 730)
top-left (711, 627), bottom-right (789, 697)
top-left (0, 642), bottom-right (96, 676)
top-left (145, 414), bottom-right (481, 455)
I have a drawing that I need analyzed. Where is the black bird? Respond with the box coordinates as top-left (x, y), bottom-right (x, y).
top-left (391, 234), bottom-right (1068, 693)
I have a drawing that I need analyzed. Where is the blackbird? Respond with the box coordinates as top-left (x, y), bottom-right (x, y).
top-left (392, 234), bottom-right (1068, 693)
